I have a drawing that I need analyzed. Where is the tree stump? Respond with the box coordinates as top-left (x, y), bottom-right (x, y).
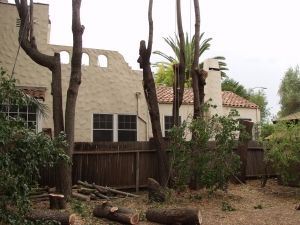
top-left (25, 210), bottom-right (76, 225)
top-left (146, 208), bottom-right (202, 225)
top-left (49, 194), bottom-right (66, 209)
top-left (147, 178), bottom-right (166, 202)
top-left (93, 201), bottom-right (139, 225)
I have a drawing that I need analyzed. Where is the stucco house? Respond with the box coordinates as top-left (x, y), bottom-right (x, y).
top-left (0, 1), bottom-right (260, 142)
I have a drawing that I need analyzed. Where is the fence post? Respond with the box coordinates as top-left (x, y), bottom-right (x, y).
top-left (136, 151), bottom-right (140, 193)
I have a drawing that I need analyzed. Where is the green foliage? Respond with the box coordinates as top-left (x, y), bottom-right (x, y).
top-left (169, 101), bottom-right (245, 193)
top-left (278, 65), bottom-right (300, 117)
top-left (262, 121), bottom-right (300, 185)
top-left (222, 78), bottom-right (270, 123)
top-left (221, 78), bottom-right (249, 100)
top-left (248, 89), bottom-right (271, 124)
top-left (222, 201), bottom-right (236, 211)
top-left (0, 67), bottom-right (70, 224)
top-left (254, 122), bottom-right (275, 141)
top-left (153, 32), bottom-right (228, 87)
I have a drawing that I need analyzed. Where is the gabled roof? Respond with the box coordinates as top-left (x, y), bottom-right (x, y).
top-left (222, 91), bottom-right (259, 108)
top-left (155, 86), bottom-right (259, 109)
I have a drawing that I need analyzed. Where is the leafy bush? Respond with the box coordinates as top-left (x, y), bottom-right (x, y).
top-left (0, 67), bottom-right (70, 224)
top-left (263, 120), bottom-right (300, 185)
top-left (169, 101), bottom-right (247, 193)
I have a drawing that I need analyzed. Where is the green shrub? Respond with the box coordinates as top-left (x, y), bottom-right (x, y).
top-left (169, 101), bottom-right (247, 193)
top-left (0, 67), bottom-right (70, 224)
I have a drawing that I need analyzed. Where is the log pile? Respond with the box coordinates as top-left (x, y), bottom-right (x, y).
top-left (71, 180), bottom-right (140, 201)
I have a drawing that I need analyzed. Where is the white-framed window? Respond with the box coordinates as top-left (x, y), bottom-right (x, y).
top-left (0, 103), bottom-right (43, 133)
top-left (164, 115), bottom-right (182, 137)
top-left (93, 113), bottom-right (137, 142)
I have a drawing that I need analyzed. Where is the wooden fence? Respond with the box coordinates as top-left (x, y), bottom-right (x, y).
top-left (38, 140), bottom-right (275, 190)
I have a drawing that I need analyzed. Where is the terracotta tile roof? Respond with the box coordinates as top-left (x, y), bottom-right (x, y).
top-left (156, 86), bottom-right (194, 104)
top-left (155, 86), bottom-right (259, 108)
top-left (17, 86), bottom-right (47, 101)
top-left (222, 91), bottom-right (259, 108)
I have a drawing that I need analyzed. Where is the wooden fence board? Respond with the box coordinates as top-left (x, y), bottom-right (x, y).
top-left (38, 141), bottom-right (275, 189)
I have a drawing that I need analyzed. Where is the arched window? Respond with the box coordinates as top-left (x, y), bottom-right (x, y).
top-left (60, 51), bottom-right (70, 64)
top-left (82, 53), bottom-right (89, 66)
top-left (98, 55), bottom-right (107, 67)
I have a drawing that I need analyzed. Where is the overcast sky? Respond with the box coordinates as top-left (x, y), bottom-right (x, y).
top-left (8, 0), bottom-right (300, 117)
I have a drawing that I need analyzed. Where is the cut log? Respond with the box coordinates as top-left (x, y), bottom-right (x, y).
top-left (50, 194), bottom-right (66, 209)
top-left (72, 192), bottom-right (90, 201)
top-left (92, 184), bottom-right (110, 199)
top-left (147, 178), bottom-right (166, 202)
top-left (146, 208), bottom-right (202, 225)
top-left (78, 180), bottom-right (107, 194)
top-left (25, 210), bottom-right (76, 225)
top-left (95, 183), bottom-right (140, 198)
top-left (93, 201), bottom-right (139, 225)
top-left (30, 193), bottom-right (50, 199)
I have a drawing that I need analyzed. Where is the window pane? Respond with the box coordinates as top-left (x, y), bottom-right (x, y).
top-left (93, 130), bottom-right (113, 142)
top-left (10, 105), bottom-right (19, 112)
top-left (28, 105), bottom-right (37, 113)
top-left (0, 105), bottom-right (8, 112)
top-left (19, 106), bottom-right (27, 113)
top-left (118, 130), bottom-right (137, 141)
top-left (28, 113), bottom-right (36, 121)
top-left (118, 115), bottom-right (136, 130)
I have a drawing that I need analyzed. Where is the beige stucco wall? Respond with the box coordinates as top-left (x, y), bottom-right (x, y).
top-left (0, 2), bottom-right (260, 142)
top-left (0, 2), bottom-right (149, 142)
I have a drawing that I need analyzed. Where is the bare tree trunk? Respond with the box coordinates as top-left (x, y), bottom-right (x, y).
top-left (15, 0), bottom-right (65, 137)
top-left (58, 0), bottom-right (83, 198)
top-left (189, 0), bottom-right (201, 190)
top-left (15, 0), bottom-right (83, 198)
top-left (172, 0), bottom-right (186, 127)
top-left (137, 0), bottom-right (169, 187)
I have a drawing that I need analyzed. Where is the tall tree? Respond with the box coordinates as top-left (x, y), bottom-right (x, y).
top-left (137, 0), bottom-right (169, 187)
top-left (278, 65), bottom-right (300, 117)
top-left (15, 0), bottom-right (84, 198)
top-left (172, 0), bottom-right (186, 127)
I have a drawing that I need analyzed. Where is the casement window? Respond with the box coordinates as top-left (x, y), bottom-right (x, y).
top-left (164, 115), bottom-right (182, 137)
top-left (0, 104), bottom-right (42, 132)
top-left (93, 113), bottom-right (137, 142)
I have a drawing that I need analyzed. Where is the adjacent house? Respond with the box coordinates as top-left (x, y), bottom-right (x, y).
top-left (0, 2), bottom-right (260, 142)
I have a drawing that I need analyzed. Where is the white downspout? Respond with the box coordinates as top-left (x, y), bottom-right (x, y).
top-left (136, 92), bottom-right (148, 141)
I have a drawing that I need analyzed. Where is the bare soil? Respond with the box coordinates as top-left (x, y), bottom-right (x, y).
top-left (33, 178), bottom-right (300, 225)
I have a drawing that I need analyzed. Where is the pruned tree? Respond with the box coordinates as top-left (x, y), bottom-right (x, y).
top-left (137, 0), bottom-right (169, 187)
top-left (172, 0), bottom-right (186, 127)
top-left (191, 0), bottom-right (201, 120)
top-left (15, 0), bottom-right (84, 198)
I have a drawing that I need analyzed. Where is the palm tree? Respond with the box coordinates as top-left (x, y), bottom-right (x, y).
top-left (153, 32), bottom-right (228, 87)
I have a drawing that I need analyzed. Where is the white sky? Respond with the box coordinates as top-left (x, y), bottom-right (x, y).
top-left (8, 0), bottom-right (300, 117)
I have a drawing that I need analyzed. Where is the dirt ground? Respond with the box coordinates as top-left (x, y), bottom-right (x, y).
top-left (34, 178), bottom-right (300, 225)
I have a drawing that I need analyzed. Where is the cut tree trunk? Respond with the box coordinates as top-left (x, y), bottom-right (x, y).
top-left (147, 178), bottom-right (166, 202)
top-left (50, 194), bottom-right (66, 209)
top-left (25, 210), bottom-right (76, 225)
top-left (230, 120), bottom-right (254, 184)
top-left (146, 208), bottom-right (202, 225)
top-left (93, 201), bottom-right (139, 225)
top-left (72, 192), bottom-right (90, 201)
